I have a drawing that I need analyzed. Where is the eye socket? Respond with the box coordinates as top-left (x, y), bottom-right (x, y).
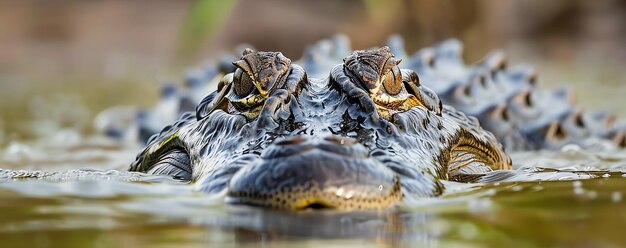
top-left (233, 68), bottom-right (255, 98)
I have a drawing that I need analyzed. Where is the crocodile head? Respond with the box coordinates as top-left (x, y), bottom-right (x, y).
top-left (130, 47), bottom-right (511, 210)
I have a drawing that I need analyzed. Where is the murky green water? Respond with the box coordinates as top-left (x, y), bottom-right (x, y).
top-left (1, 137), bottom-right (625, 248)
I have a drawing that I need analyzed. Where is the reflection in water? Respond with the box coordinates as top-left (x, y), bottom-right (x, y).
top-left (1, 137), bottom-right (626, 247)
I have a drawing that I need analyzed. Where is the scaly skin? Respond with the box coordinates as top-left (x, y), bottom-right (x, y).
top-left (297, 35), bottom-right (625, 150)
top-left (97, 35), bottom-right (625, 151)
top-left (96, 35), bottom-right (623, 210)
top-left (129, 47), bottom-right (511, 210)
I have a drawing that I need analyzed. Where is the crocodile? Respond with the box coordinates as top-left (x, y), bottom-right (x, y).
top-left (129, 46), bottom-right (511, 210)
top-left (106, 35), bottom-right (624, 210)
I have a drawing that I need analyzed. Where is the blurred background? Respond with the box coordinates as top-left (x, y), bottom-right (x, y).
top-left (0, 0), bottom-right (625, 144)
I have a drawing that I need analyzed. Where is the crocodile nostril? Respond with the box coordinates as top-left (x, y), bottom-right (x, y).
top-left (275, 136), bottom-right (307, 146)
top-left (323, 135), bottom-right (357, 145)
top-left (295, 202), bottom-right (335, 210)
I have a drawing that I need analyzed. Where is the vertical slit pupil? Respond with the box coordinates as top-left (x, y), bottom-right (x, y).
top-left (235, 71), bottom-right (254, 97)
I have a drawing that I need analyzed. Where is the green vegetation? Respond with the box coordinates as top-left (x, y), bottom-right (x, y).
top-left (176, 0), bottom-right (238, 64)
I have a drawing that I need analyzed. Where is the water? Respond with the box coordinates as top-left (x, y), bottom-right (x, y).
top-left (0, 135), bottom-right (625, 248)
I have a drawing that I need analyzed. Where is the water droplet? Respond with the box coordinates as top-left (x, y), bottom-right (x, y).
top-left (561, 144), bottom-right (581, 154)
top-left (574, 187), bottom-right (584, 195)
top-left (468, 198), bottom-right (492, 213)
top-left (458, 223), bottom-right (479, 239)
top-left (612, 192), bottom-right (622, 203)
top-left (335, 188), bottom-right (344, 197)
top-left (586, 190), bottom-right (597, 199)
top-left (345, 191), bottom-right (354, 199)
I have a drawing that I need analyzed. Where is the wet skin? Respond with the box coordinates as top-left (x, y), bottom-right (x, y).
top-left (130, 47), bottom-right (511, 210)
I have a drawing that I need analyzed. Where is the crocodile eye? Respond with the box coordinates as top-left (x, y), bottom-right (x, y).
top-left (233, 68), bottom-right (255, 98)
top-left (342, 47), bottom-right (443, 120)
top-left (372, 68), bottom-right (443, 119)
top-left (371, 65), bottom-right (422, 119)
top-left (381, 66), bottom-right (402, 96)
top-left (196, 50), bottom-right (294, 121)
top-left (228, 68), bottom-right (266, 115)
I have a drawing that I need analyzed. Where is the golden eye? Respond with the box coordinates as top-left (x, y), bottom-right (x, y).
top-left (371, 68), bottom-right (442, 120)
top-left (227, 68), bottom-right (265, 119)
top-left (382, 67), bottom-right (402, 96)
top-left (233, 68), bottom-right (254, 98)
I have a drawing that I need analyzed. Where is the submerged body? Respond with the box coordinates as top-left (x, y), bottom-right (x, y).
top-left (130, 47), bottom-right (511, 209)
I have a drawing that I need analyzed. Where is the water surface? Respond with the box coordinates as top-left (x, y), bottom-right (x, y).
top-left (1, 136), bottom-right (625, 248)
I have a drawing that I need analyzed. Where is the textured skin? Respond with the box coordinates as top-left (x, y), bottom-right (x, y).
top-left (298, 35), bottom-right (625, 150)
top-left (94, 35), bottom-right (624, 209)
top-left (390, 37), bottom-right (609, 150)
top-left (127, 47), bottom-right (510, 210)
top-left (96, 35), bottom-right (624, 151)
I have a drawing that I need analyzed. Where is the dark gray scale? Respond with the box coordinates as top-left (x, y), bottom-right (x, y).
top-left (388, 35), bottom-right (623, 150)
top-left (146, 149), bottom-right (192, 181)
top-left (98, 34), bottom-right (625, 151)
